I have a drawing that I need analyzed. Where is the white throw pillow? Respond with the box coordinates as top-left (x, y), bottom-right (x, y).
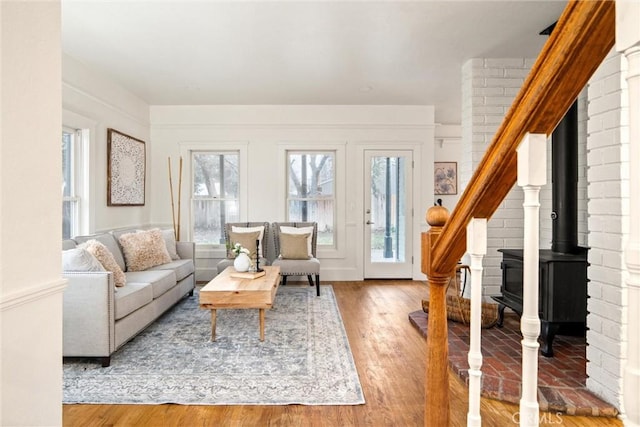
top-left (280, 226), bottom-right (314, 257)
top-left (62, 248), bottom-right (106, 272)
top-left (231, 225), bottom-right (265, 258)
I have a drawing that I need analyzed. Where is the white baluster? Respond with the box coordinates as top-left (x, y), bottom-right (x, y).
top-left (466, 218), bottom-right (487, 427)
top-left (617, 2), bottom-right (640, 425)
top-left (516, 133), bottom-right (547, 427)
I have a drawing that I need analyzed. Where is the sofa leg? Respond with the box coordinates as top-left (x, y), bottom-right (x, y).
top-left (100, 356), bottom-right (111, 367)
top-left (316, 275), bottom-right (320, 296)
top-left (188, 288), bottom-right (194, 297)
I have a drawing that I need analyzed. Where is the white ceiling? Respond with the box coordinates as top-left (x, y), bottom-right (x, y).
top-left (61, 1), bottom-right (567, 124)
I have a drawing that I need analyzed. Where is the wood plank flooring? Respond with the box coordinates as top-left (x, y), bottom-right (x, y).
top-left (63, 281), bottom-right (623, 426)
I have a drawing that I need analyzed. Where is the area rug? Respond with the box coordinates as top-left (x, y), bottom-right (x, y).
top-left (63, 285), bottom-right (365, 406)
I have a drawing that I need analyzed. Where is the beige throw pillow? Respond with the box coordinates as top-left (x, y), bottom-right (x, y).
top-left (81, 239), bottom-right (127, 287)
top-left (280, 226), bottom-right (313, 257)
top-left (279, 232), bottom-right (311, 260)
top-left (161, 228), bottom-right (180, 260)
top-left (119, 229), bottom-right (172, 272)
top-left (231, 225), bottom-right (265, 258)
top-left (227, 230), bottom-right (261, 259)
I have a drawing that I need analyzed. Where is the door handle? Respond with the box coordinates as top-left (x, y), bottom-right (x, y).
top-left (366, 220), bottom-right (374, 225)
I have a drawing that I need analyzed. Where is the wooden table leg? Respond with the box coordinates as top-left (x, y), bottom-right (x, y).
top-left (259, 308), bottom-right (265, 341)
top-left (210, 309), bottom-right (217, 341)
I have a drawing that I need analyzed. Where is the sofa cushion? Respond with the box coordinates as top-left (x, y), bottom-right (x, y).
top-left (74, 233), bottom-right (126, 272)
top-left (161, 229), bottom-right (181, 260)
top-left (118, 229), bottom-right (172, 272)
top-left (148, 259), bottom-right (194, 282)
top-left (62, 248), bottom-right (106, 272)
top-left (279, 232), bottom-right (311, 259)
top-left (80, 239), bottom-right (127, 287)
top-left (125, 269), bottom-right (176, 299)
top-left (114, 283), bottom-right (153, 320)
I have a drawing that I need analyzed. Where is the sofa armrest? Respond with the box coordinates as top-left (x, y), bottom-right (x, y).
top-left (176, 241), bottom-right (195, 263)
top-left (62, 271), bottom-right (115, 358)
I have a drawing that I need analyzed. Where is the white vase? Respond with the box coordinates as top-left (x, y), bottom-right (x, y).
top-left (233, 253), bottom-right (251, 272)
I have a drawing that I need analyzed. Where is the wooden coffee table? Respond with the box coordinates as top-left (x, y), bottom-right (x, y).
top-left (199, 265), bottom-right (280, 341)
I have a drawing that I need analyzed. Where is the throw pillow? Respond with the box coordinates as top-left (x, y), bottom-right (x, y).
top-left (161, 229), bottom-right (181, 260)
top-left (227, 230), bottom-right (261, 259)
top-left (119, 229), bottom-right (172, 272)
top-left (231, 225), bottom-right (265, 258)
top-left (80, 239), bottom-right (127, 287)
top-left (279, 232), bottom-right (311, 260)
top-left (280, 226), bottom-right (314, 257)
top-left (62, 248), bottom-right (106, 272)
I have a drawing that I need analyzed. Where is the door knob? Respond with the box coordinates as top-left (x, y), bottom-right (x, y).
top-left (366, 220), bottom-right (374, 225)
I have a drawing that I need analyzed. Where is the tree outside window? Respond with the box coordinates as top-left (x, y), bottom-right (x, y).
top-left (191, 151), bottom-right (239, 245)
top-left (287, 151), bottom-right (334, 245)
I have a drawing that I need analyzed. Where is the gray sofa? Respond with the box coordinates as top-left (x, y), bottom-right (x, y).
top-left (62, 229), bottom-right (195, 367)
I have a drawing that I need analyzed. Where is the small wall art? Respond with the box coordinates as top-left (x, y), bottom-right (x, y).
top-left (107, 128), bottom-right (146, 206)
top-left (434, 161), bottom-right (457, 195)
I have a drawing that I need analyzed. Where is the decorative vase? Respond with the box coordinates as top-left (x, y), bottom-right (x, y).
top-left (233, 253), bottom-right (251, 272)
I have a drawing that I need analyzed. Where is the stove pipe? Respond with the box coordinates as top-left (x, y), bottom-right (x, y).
top-left (551, 101), bottom-right (579, 254)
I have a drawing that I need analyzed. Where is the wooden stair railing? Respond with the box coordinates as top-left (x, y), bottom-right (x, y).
top-left (421, 1), bottom-right (616, 425)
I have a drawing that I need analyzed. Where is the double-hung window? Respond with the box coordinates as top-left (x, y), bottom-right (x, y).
top-left (191, 151), bottom-right (240, 245)
top-left (286, 151), bottom-right (335, 246)
top-left (62, 127), bottom-right (82, 239)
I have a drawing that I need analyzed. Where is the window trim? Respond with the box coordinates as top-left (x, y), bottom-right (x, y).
top-left (180, 141), bottom-right (248, 256)
top-left (62, 109), bottom-right (94, 237)
top-left (278, 142), bottom-right (346, 259)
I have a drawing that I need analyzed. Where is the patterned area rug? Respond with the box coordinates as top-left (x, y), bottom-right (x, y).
top-left (63, 285), bottom-right (365, 405)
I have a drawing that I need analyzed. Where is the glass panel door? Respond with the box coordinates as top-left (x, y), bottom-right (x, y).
top-left (364, 150), bottom-right (413, 278)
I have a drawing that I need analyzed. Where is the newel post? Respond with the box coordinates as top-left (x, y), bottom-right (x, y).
top-left (422, 203), bottom-right (451, 426)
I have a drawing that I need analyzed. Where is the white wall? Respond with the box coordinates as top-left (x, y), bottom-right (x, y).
top-left (62, 54), bottom-right (151, 232)
top-left (150, 105), bottom-right (435, 282)
top-left (434, 124), bottom-right (462, 212)
top-left (0, 2), bottom-right (64, 425)
top-left (585, 50), bottom-right (628, 411)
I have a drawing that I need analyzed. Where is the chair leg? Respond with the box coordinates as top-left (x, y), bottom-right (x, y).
top-left (282, 276), bottom-right (287, 286)
top-left (307, 275), bottom-right (314, 287)
top-left (315, 274), bottom-right (320, 296)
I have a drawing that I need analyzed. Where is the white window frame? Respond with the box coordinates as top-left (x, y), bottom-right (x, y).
top-left (180, 142), bottom-right (248, 257)
top-left (278, 143), bottom-right (346, 259)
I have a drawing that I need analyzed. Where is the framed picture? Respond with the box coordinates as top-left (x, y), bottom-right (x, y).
top-left (107, 128), bottom-right (146, 206)
top-left (434, 162), bottom-right (457, 195)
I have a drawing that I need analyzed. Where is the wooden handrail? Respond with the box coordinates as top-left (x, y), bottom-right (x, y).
top-left (430, 0), bottom-right (615, 277)
top-left (422, 1), bottom-right (615, 425)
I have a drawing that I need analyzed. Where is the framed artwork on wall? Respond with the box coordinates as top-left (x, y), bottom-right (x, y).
top-left (434, 162), bottom-right (457, 195)
top-left (107, 128), bottom-right (146, 206)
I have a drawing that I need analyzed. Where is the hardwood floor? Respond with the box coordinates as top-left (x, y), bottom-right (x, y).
top-left (63, 281), bottom-right (623, 426)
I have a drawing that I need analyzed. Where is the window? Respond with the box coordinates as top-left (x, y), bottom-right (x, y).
top-left (191, 151), bottom-right (240, 245)
top-left (62, 128), bottom-right (82, 239)
top-left (287, 151), bottom-right (335, 246)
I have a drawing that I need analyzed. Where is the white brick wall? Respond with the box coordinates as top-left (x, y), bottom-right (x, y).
top-left (585, 50), bottom-right (629, 410)
top-left (461, 58), bottom-right (533, 295)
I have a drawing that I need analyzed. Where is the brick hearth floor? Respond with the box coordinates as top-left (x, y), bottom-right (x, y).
top-left (409, 310), bottom-right (618, 417)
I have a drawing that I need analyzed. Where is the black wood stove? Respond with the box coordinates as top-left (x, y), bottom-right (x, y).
top-left (492, 102), bottom-right (589, 357)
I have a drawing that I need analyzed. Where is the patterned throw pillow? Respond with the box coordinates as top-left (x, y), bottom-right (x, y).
top-left (279, 232), bottom-right (311, 260)
top-left (80, 239), bottom-right (127, 287)
top-left (227, 230), bottom-right (261, 259)
top-left (118, 229), bottom-right (172, 272)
